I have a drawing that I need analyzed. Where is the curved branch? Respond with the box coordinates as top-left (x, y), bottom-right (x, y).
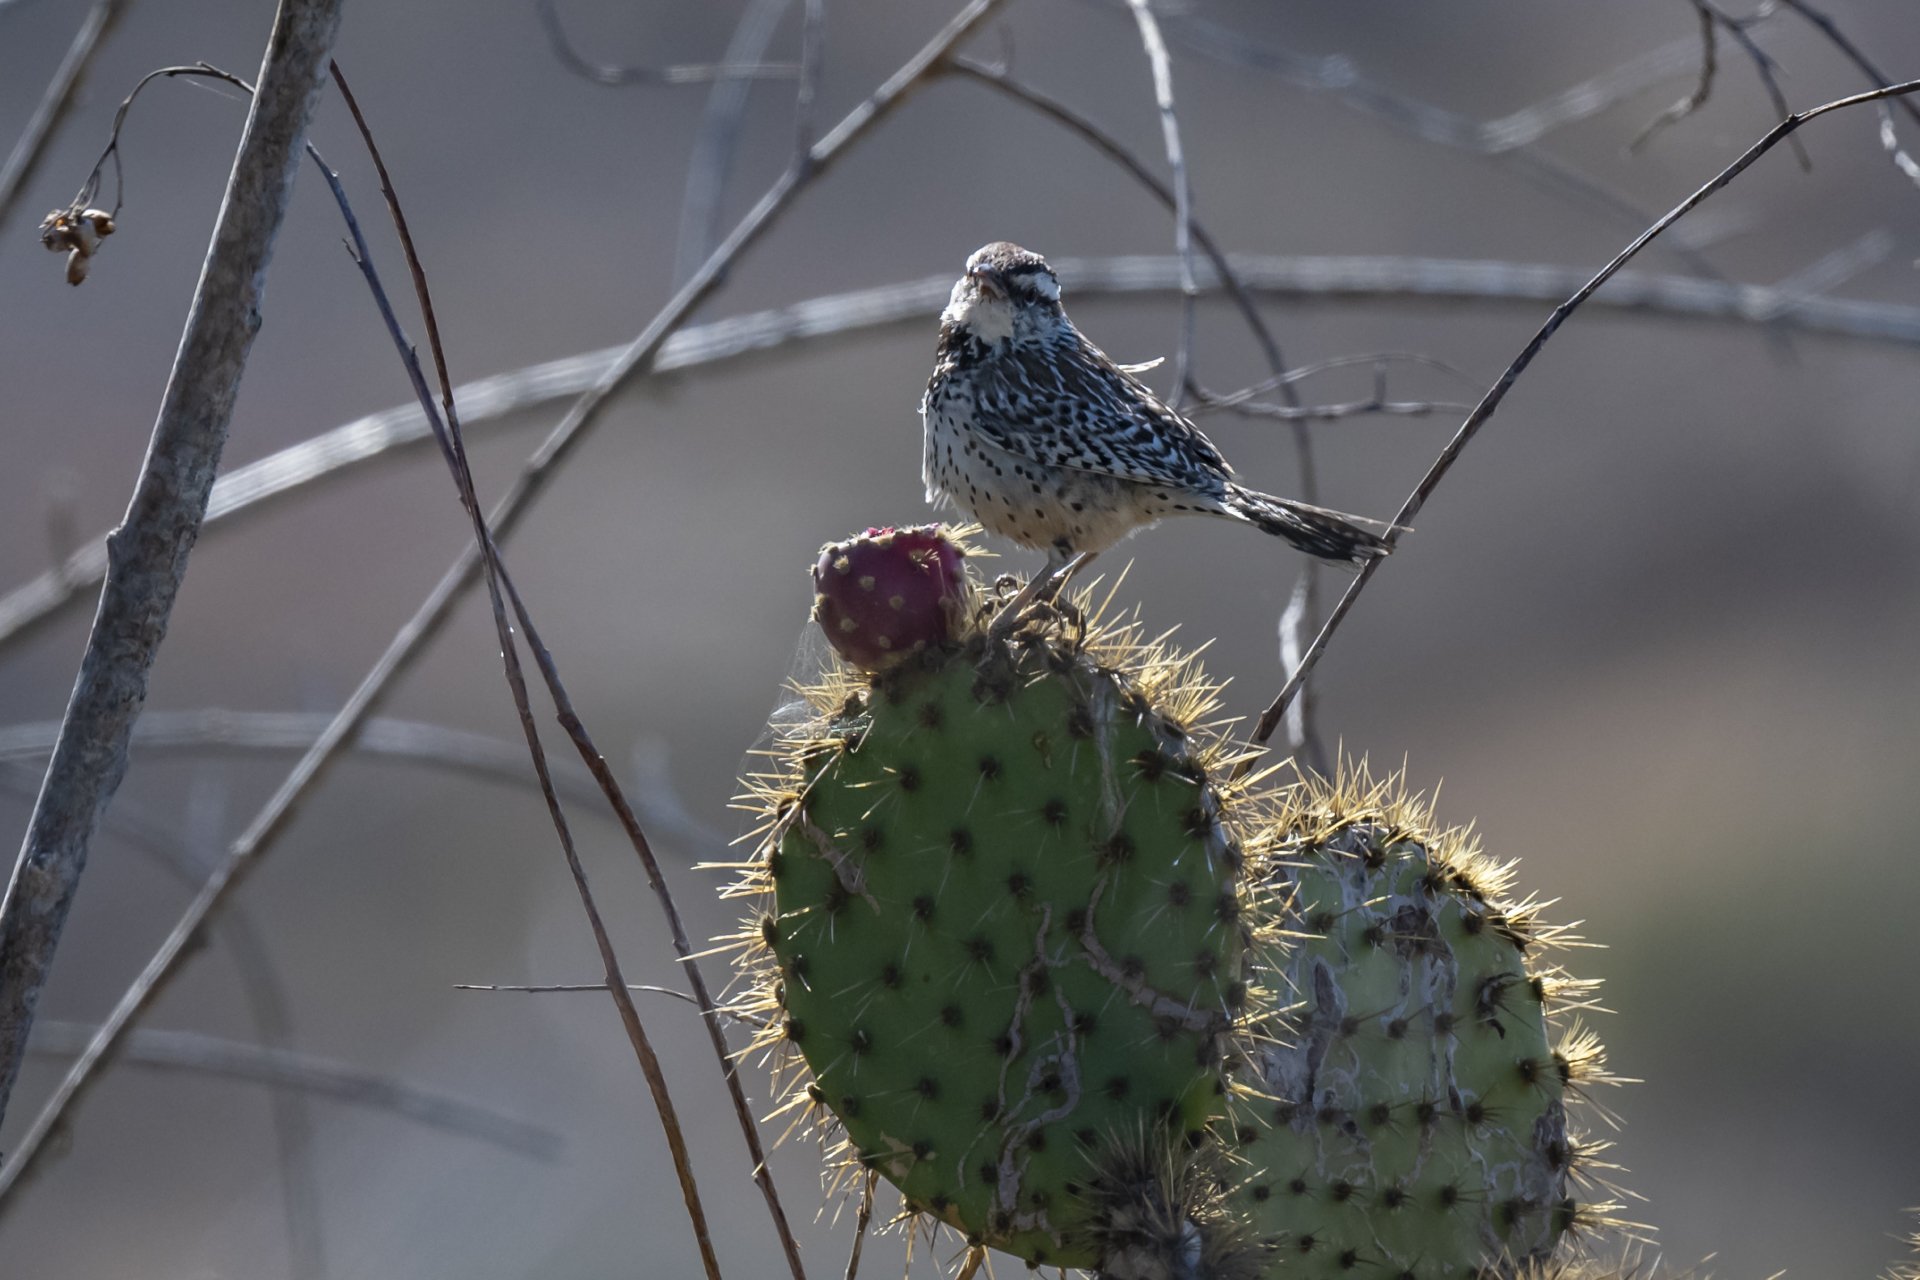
top-left (4, 249), bottom-right (1915, 656)
top-left (1243, 79), bottom-right (1920, 756)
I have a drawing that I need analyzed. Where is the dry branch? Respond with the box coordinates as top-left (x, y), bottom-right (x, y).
top-left (27, 1021), bottom-right (562, 1158)
top-left (0, 1), bottom-right (1010, 1263)
top-left (5, 249), bottom-right (1911, 660)
top-left (1244, 78), bottom-right (1920, 756)
top-left (0, 0), bottom-right (345, 1131)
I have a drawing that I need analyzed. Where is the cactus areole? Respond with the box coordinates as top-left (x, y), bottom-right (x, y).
top-left (734, 536), bottom-right (1261, 1269)
top-left (1227, 769), bottom-right (1611, 1279)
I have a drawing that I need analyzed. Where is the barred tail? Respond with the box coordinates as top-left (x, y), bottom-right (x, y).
top-left (1224, 484), bottom-right (1394, 566)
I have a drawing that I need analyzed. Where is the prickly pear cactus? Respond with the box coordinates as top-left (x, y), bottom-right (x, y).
top-left (1226, 765), bottom-right (1616, 1279)
top-left (811, 525), bottom-right (966, 672)
top-left (731, 539), bottom-right (1270, 1270)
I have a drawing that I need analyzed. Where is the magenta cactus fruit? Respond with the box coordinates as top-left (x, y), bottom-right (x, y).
top-left (811, 525), bottom-right (968, 672)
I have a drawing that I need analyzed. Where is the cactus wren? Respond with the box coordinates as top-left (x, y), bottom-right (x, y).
top-left (921, 242), bottom-right (1392, 577)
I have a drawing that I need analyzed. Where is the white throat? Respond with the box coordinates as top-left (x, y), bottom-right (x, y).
top-left (941, 281), bottom-right (1016, 345)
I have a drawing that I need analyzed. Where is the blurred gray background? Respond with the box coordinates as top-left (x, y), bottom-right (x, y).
top-left (2, 1), bottom-right (1917, 1276)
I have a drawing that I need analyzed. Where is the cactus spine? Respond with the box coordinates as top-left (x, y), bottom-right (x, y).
top-left (729, 530), bottom-right (1273, 1271)
top-left (1226, 764), bottom-right (1618, 1278)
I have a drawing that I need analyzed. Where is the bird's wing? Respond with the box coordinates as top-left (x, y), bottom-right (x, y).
top-left (968, 334), bottom-right (1233, 490)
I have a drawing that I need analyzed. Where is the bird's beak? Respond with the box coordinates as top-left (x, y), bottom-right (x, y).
top-left (967, 265), bottom-right (1004, 298)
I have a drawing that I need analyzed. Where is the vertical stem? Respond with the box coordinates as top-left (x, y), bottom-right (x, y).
top-left (0, 0), bottom-right (347, 1131)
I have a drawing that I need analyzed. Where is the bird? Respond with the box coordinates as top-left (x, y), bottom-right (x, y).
top-left (920, 241), bottom-right (1393, 582)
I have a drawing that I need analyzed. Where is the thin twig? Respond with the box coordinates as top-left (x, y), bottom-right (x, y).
top-left (0, 761), bottom-right (322, 1277)
top-left (792, 0), bottom-right (827, 162)
top-left (1135, 3), bottom-right (1750, 272)
top-left (3, 245), bottom-right (1915, 657)
top-left (1122, 0), bottom-right (1198, 404)
top-left (323, 65), bottom-right (727, 1279)
top-left (1772, 0), bottom-right (1920, 186)
top-left (0, 0), bottom-right (1009, 1259)
top-left (27, 1021), bottom-right (562, 1158)
top-left (1632, 2), bottom-right (1721, 151)
top-left (0, 0), bottom-right (136, 234)
top-left (844, 1169), bottom-right (877, 1280)
top-left (675, 0), bottom-right (793, 282)
top-left (534, 0), bottom-right (798, 86)
top-left (1243, 78), bottom-right (1920, 759)
top-left (943, 53), bottom-right (1326, 760)
top-left (0, 0), bottom-right (344, 1134)
top-left (1774, 0), bottom-right (1920, 127)
top-left (1678, 1), bottom-right (1814, 169)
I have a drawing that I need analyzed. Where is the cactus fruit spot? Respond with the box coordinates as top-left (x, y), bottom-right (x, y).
top-left (889, 594), bottom-right (907, 610)
top-left (838, 616), bottom-right (858, 634)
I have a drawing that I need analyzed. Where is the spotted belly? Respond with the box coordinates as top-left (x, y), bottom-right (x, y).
top-left (922, 404), bottom-right (1190, 556)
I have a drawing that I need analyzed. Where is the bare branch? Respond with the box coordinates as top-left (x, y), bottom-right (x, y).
top-left (5, 247), bottom-right (1917, 657)
top-left (0, 0), bottom-right (1010, 1262)
top-left (0, 0), bottom-right (137, 234)
top-left (792, 0), bottom-right (827, 162)
top-left (0, 0), bottom-right (344, 1133)
top-left (324, 64), bottom-right (728, 1279)
top-left (1122, 0), bottom-right (1198, 400)
top-left (844, 1169), bottom-right (877, 1280)
top-left (27, 1021), bottom-right (562, 1159)
top-left (1775, 0), bottom-right (1920, 127)
top-left (676, 0), bottom-right (793, 282)
top-left (1244, 78), bottom-right (1920, 758)
top-left (943, 51), bottom-right (1328, 758)
top-left (1632, 2), bottom-right (1720, 151)
top-left (534, 0), bottom-right (798, 87)
top-left (1134, 3), bottom-right (1751, 270)
top-left (0, 762), bottom-right (322, 1277)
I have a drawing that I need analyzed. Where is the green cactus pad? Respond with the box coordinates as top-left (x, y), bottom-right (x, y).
top-left (732, 586), bottom-right (1265, 1269)
top-left (1228, 766), bottom-right (1615, 1279)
